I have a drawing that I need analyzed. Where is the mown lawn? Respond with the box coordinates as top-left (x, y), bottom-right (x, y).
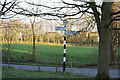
top-left (2, 43), bottom-right (120, 67)
top-left (2, 67), bottom-right (91, 78)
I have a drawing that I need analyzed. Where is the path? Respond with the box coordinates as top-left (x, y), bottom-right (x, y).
top-left (2, 64), bottom-right (120, 78)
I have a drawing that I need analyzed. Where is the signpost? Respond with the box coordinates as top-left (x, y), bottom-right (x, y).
top-left (55, 20), bottom-right (80, 72)
top-left (63, 20), bottom-right (67, 72)
top-left (55, 27), bottom-right (66, 31)
top-left (66, 31), bottom-right (80, 35)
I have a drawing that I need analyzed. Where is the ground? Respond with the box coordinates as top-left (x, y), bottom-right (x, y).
top-left (2, 66), bottom-right (92, 79)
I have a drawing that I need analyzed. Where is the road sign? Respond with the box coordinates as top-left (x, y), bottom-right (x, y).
top-left (66, 31), bottom-right (80, 35)
top-left (55, 27), bottom-right (66, 31)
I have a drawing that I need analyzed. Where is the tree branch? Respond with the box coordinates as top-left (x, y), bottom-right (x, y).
top-left (89, 2), bottom-right (100, 32)
top-left (112, 10), bottom-right (120, 15)
top-left (61, 0), bottom-right (88, 8)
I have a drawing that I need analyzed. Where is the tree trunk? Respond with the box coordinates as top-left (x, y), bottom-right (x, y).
top-left (7, 41), bottom-right (11, 67)
top-left (96, 28), bottom-right (111, 79)
top-left (95, 2), bottom-right (112, 79)
top-left (32, 32), bottom-right (37, 63)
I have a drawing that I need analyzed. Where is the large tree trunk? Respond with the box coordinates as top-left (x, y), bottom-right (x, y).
top-left (96, 28), bottom-right (111, 79)
top-left (95, 2), bottom-right (112, 79)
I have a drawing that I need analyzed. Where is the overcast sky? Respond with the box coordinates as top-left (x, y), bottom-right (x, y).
top-left (25, 0), bottom-right (102, 6)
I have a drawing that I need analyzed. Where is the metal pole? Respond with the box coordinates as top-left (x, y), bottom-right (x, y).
top-left (63, 20), bottom-right (67, 72)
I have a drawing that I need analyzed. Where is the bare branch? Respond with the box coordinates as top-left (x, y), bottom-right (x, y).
top-left (0, 0), bottom-right (19, 17)
top-left (61, 0), bottom-right (89, 8)
top-left (111, 15), bottom-right (120, 22)
top-left (26, 2), bottom-right (76, 9)
top-left (88, 2), bottom-right (100, 31)
top-left (112, 10), bottom-right (120, 15)
top-left (111, 28), bottom-right (120, 30)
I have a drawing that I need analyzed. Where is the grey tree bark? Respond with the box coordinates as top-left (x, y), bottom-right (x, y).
top-left (96, 2), bottom-right (112, 79)
top-left (89, 2), bottom-right (112, 79)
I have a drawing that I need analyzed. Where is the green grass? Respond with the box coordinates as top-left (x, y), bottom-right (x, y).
top-left (2, 43), bottom-right (98, 65)
top-left (2, 43), bottom-right (120, 67)
top-left (2, 67), bottom-right (91, 78)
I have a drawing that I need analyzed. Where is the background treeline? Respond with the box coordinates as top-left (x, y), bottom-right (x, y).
top-left (1, 19), bottom-right (120, 47)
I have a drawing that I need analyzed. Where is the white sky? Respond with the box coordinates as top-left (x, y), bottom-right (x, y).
top-left (1, 0), bottom-right (118, 20)
top-left (24, 0), bottom-right (120, 6)
top-left (24, 0), bottom-right (101, 6)
top-left (1, 0), bottom-right (119, 33)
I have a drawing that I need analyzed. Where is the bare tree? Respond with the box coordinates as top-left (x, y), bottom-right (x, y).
top-left (29, 16), bottom-right (37, 63)
top-left (0, 0), bottom-right (19, 18)
top-left (110, 0), bottom-right (119, 63)
top-left (7, 0), bottom-right (120, 79)
top-left (1, 20), bottom-right (15, 66)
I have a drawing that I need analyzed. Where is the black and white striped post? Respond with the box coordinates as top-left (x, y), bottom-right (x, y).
top-left (63, 20), bottom-right (68, 72)
top-left (55, 20), bottom-right (80, 72)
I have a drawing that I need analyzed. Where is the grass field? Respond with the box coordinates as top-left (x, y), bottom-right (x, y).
top-left (2, 43), bottom-right (120, 67)
top-left (2, 67), bottom-right (91, 78)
